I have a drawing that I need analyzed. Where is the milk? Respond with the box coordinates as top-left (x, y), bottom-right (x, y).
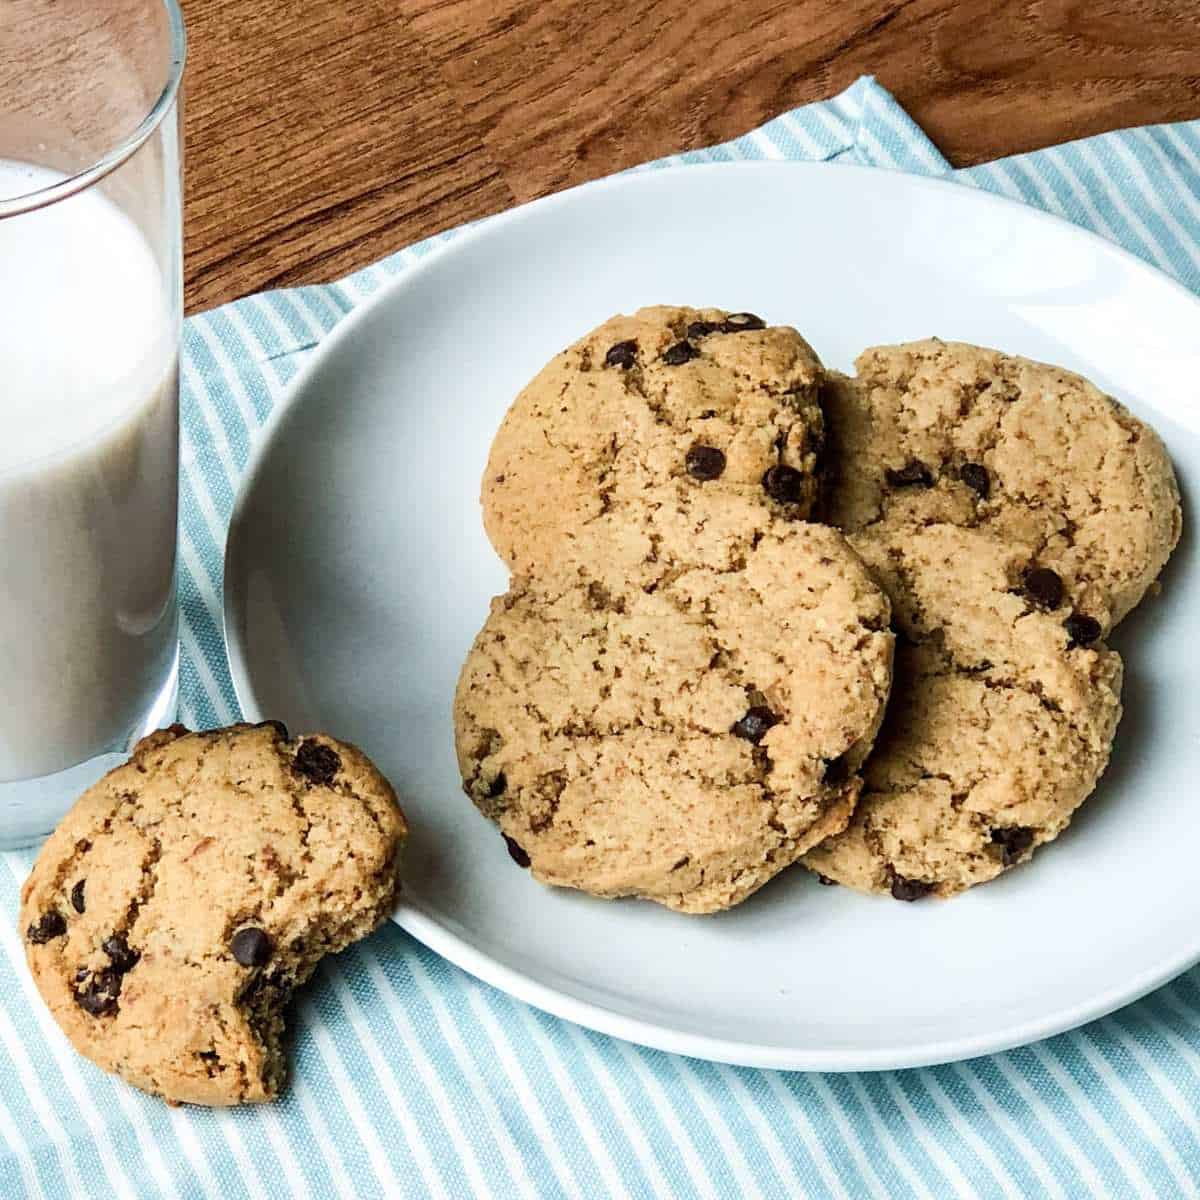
top-left (0, 162), bottom-right (178, 781)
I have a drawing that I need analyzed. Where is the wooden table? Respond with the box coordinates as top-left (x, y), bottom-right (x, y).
top-left (180, 0), bottom-right (1200, 313)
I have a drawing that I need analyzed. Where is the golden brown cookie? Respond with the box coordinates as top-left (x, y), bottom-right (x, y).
top-left (455, 520), bottom-right (893, 913)
top-left (482, 306), bottom-right (826, 577)
top-left (20, 722), bottom-right (406, 1106)
top-left (802, 524), bottom-right (1123, 899)
top-left (822, 339), bottom-right (1182, 631)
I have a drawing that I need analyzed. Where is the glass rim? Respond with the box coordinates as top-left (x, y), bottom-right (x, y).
top-left (0, 0), bottom-right (186, 219)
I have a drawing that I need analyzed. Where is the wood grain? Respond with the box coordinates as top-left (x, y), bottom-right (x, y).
top-left (182, 0), bottom-right (1200, 311)
top-left (181, 0), bottom-right (511, 311)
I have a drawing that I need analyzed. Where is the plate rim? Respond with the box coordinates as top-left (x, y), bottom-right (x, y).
top-left (223, 157), bottom-right (1200, 1071)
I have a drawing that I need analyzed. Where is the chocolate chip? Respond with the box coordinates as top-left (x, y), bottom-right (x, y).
top-left (26, 910), bottom-right (66, 944)
top-left (503, 835), bottom-right (531, 868)
top-left (197, 1049), bottom-right (222, 1076)
top-left (990, 826), bottom-right (1035, 865)
top-left (685, 444), bottom-right (726, 481)
top-left (101, 932), bottom-right (140, 974)
top-left (885, 461), bottom-right (934, 488)
top-left (662, 340), bottom-right (698, 366)
top-left (722, 312), bottom-right (766, 332)
top-left (70, 880), bottom-right (86, 914)
top-left (487, 772), bottom-right (507, 798)
top-left (231, 927), bottom-right (274, 968)
top-left (604, 340), bottom-right (637, 369)
top-left (960, 462), bottom-right (990, 499)
top-left (822, 755), bottom-right (850, 786)
top-left (732, 706), bottom-right (779, 745)
top-left (1064, 613), bottom-right (1102, 648)
top-left (816, 874), bottom-right (839, 887)
top-left (686, 320), bottom-right (720, 339)
top-left (762, 464), bottom-right (805, 504)
top-left (1023, 566), bottom-right (1064, 611)
top-left (890, 874), bottom-right (933, 902)
top-left (294, 740), bottom-right (340, 785)
top-left (258, 719), bottom-right (289, 741)
top-left (73, 968), bottom-right (122, 1017)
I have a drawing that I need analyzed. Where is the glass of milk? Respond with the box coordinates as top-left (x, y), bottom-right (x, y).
top-left (0, 1), bottom-right (186, 846)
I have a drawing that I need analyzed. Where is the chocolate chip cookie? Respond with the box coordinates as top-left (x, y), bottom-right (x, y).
top-left (802, 524), bottom-right (1123, 898)
top-left (482, 306), bottom-right (826, 577)
top-left (20, 722), bottom-right (406, 1106)
top-left (822, 339), bottom-right (1181, 630)
top-left (455, 521), bottom-right (894, 913)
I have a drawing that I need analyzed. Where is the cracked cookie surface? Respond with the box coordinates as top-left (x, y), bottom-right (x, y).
top-left (455, 521), bottom-right (893, 913)
top-left (822, 339), bottom-right (1181, 630)
top-left (802, 524), bottom-right (1123, 898)
top-left (482, 306), bottom-right (826, 578)
top-left (20, 723), bottom-right (406, 1106)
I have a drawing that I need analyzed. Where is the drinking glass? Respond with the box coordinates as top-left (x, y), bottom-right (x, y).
top-left (0, 0), bottom-right (186, 846)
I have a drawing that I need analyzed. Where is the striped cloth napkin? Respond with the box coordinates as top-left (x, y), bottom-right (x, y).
top-left (4, 75), bottom-right (1200, 1200)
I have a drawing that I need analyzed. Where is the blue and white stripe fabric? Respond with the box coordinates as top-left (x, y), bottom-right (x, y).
top-left (4, 75), bottom-right (1200, 1198)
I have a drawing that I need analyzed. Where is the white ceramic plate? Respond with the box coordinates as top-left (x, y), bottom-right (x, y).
top-left (224, 161), bottom-right (1199, 1071)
